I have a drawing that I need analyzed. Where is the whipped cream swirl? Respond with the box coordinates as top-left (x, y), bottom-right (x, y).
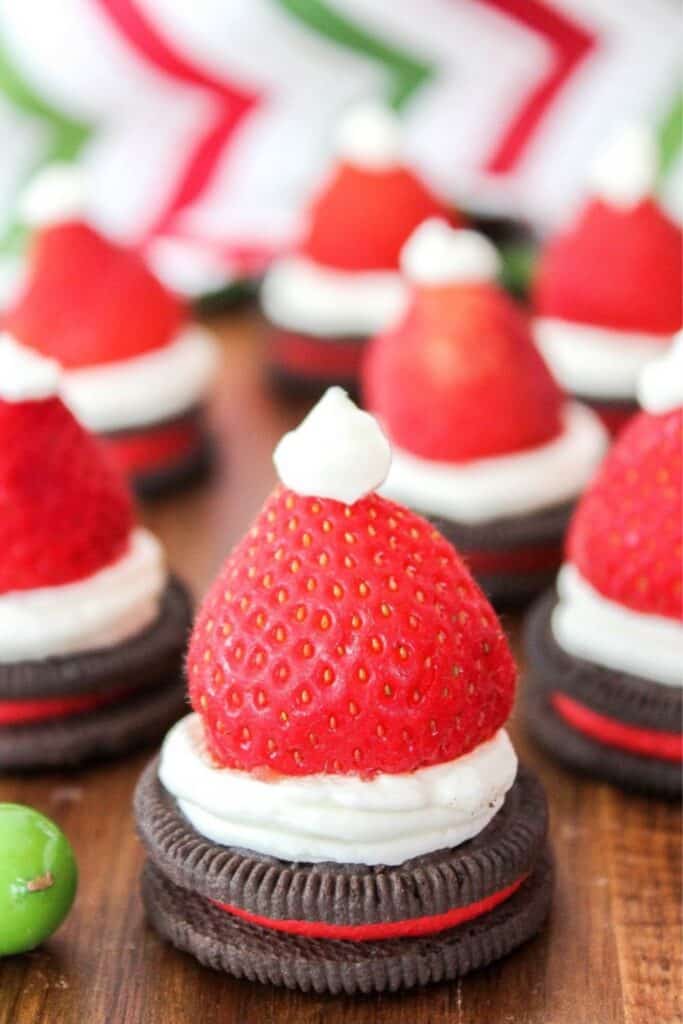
top-left (160, 715), bottom-right (518, 866)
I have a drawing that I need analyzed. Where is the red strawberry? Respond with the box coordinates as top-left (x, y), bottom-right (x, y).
top-left (364, 281), bottom-right (564, 462)
top-left (188, 487), bottom-right (516, 777)
top-left (534, 199), bottom-right (682, 335)
top-left (301, 163), bottom-right (454, 272)
top-left (0, 396), bottom-right (134, 592)
top-left (3, 222), bottom-right (187, 368)
top-left (568, 408), bottom-right (683, 620)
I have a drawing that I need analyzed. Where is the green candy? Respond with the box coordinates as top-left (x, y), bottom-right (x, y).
top-left (0, 803), bottom-right (77, 956)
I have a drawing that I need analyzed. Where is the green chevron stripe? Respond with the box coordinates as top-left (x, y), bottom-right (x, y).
top-left (272, 0), bottom-right (433, 109)
top-left (0, 34), bottom-right (92, 255)
top-left (657, 87), bottom-right (682, 184)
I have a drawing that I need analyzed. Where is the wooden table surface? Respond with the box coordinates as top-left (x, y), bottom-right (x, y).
top-left (1, 312), bottom-right (680, 1024)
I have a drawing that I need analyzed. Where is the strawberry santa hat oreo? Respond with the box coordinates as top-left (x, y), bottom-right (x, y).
top-left (533, 124), bottom-right (683, 436)
top-left (261, 102), bottom-right (454, 398)
top-left (364, 219), bottom-right (608, 607)
top-left (524, 334), bottom-right (683, 797)
top-left (134, 388), bottom-right (552, 995)
top-left (2, 164), bottom-right (218, 497)
top-left (0, 335), bottom-right (192, 769)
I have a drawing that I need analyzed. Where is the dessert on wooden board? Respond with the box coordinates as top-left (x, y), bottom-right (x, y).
top-left (533, 124), bottom-right (682, 436)
top-left (2, 165), bottom-right (218, 497)
top-left (364, 219), bottom-right (607, 607)
top-left (135, 388), bottom-right (552, 995)
top-left (524, 336), bottom-right (683, 796)
top-left (261, 102), bottom-right (455, 398)
top-left (0, 336), bottom-right (192, 770)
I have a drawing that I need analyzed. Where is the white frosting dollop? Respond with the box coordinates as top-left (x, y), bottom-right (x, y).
top-left (401, 220), bottom-right (500, 285)
top-left (0, 333), bottom-right (61, 402)
top-left (159, 715), bottom-right (518, 866)
top-left (589, 123), bottom-right (658, 209)
top-left (261, 256), bottom-right (406, 337)
top-left (535, 317), bottom-right (670, 399)
top-left (380, 402), bottom-right (607, 524)
top-left (274, 387), bottom-right (392, 504)
top-left (335, 101), bottom-right (402, 170)
top-left (552, 563), bottom-right (683, 688)
top-left (20, 162), bottom-right (87, 227)
top-left (0, 528), bottom-right (166, 663)
top-left (636, 332), bottom-right (683, 414)
top-left (62, 325), bottom-right (218, 432)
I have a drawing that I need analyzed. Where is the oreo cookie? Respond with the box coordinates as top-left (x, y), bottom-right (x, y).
top-left (0, 577), bottom-right (192, 771)
top-left (430, 501), bottom-right (572, 608)
top-left (104, 410), bottom-right (213, 499)
top-left (523, 591), bottom-right (682, 798)
top-left (575, 394), bottom-right (636, 438)
top-left (134, 761), bottom-right (553, 994)
top-left (267, 327), bottom-right (365, 401)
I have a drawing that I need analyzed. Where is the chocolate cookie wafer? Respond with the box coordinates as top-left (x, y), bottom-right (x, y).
top-left (523, 592), bottom-right (682, 798)
top-left (135, 761), bottom-right (553, 994)
top-left (0, 577), bottom-right (192, 771)
top-left (267, 328), bottom-right (365, 401)
top-left (430, 501), bottom-right (573, 608)
top-left (104, 410), bottom-right (213, 499)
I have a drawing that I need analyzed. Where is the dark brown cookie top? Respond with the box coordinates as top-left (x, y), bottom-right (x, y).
top-left (0, 576), bottom-right (192, 700)
top-left (430, 500), bottom-right (573, 551)
top-left (524, 589), bottom-right (682, 730)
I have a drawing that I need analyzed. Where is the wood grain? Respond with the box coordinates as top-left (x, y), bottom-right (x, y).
top-left (0, 311), bottom-right (680, 1024)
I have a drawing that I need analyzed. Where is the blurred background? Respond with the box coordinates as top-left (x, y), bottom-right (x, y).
top-left (0, 0), bottom-right (680, 303)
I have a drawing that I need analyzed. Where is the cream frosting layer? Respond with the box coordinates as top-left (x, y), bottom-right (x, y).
top-left (535, 317), bottom-right (670, 400)
top-left (552, 563), bottom-right (683, 687)
top-left (159, 715), bottom-right (518, 866)
top-left (0, 528), bottom-right (166, 663)
top-left (379, 401), bottom-right (607, 525)
top-left (0, 333), bottom-right (61, 401)
top-left (261, 256), bottom-right (406, 338)
top-left (637, 331), bottom-right (683, 414)
top-left (63, 325), bottom-right (218, 432)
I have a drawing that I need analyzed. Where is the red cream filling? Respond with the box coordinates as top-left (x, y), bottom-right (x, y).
top-left (104, 417), bottom-right (200, 475)
top-left (0, 686), bottom-right (136, 726)
top-left (552, 692), bottom-right (683, 762)
top-left (464, 543), bottom-right (562, 576)
top-left (269, 328), bottom-right (365, 379)
top-left (210, 872), bottom-right (528, 941)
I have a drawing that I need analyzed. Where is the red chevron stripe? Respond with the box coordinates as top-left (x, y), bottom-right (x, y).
top-left (97, 0), bottom-right (259, 243)
top-left (478, 0), bottom-right (596, 174)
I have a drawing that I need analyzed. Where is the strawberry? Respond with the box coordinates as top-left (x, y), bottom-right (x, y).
top-left (364, 281), bottom-right (564, 462)
top-left (568, 408), bottom-right (682, 620)
top-left (3, 222), bottom-right (187, 368)
top-left (188, 487), bottom-right (516, 776)
top-left (301, 164), bottom-right (453, 272)
top-left (0, 396), bottom-right (134, 592)
top-left (534, 199), bottom-right (682, 335)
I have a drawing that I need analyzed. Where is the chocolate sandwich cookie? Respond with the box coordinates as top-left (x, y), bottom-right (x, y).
top-left (572, 394), bottom-right (636, 439)
top-left (523, 592), bottom-right (682, 798)
top-left (135, 761), bottom-right (552, 995)
top-left (430, 501), bottom-right (573, 608)
top-left (104, 409), bottom-right (213, 499)
top-left (0, 578), bottom-right (192, 771)
top-left (267, 329), bottom-right (363, 401)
